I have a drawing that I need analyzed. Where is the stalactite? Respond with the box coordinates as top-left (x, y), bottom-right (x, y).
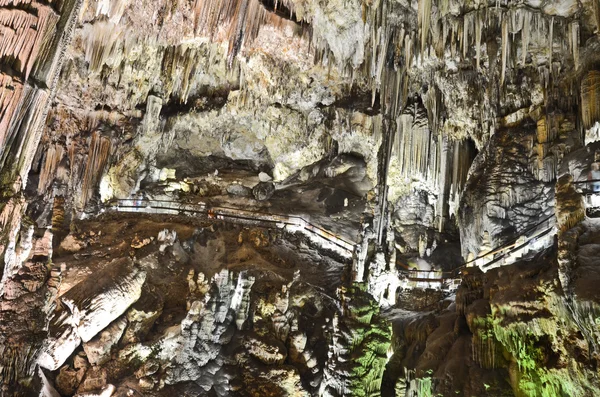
top-left (570, 21), bottom-right (580, 70)
top-left (549, 17), bottom-right (554, 75)
top-left (80, 132), bottom-right (111, 207)
top-left (521, 10), bottom-right (530, 65)
top-left (462, 12), bottom-right (469, 59)
top-left (450, 139), bottom-right (474, 202)
top-left (82, 21), bottom-right (124, 72)
top-left (594, 0), bottom-right (600, 34)
top-left (501, 13), bottom-right (509, 85)
top-left (418, 0), bottom-right (431, 56)
top-left (581, 71), bottom-right (600, 130)
top-left (475, 11), bottom-right (482, 70)
top-left (193, 0), bottom-right (300, 65)
top-left (37, 144), bottom-right (64, 195)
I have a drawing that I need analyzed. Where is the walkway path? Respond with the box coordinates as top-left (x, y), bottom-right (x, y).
top-left (105, 199), bottom-right (357, 256)
top-left (574, 179), bottom-right (600, 217)
top-left (394, 214), bottom-right (556, 291)
top-left (104, 199), bottom-right (557, 292)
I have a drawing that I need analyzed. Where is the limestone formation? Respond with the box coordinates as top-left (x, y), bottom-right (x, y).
top-left (0, 0), bottom-right (600, 395)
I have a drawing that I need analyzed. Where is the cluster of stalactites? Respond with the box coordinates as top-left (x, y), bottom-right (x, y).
top-left (79, 131), bottom-right (111, 207)
top-left (356, 2), bottom-right (580, 124)
top-left (0, 87), bottom-right (49, 186)
top-left (394, 105), bottom-right (440, 186)
top-left (81, 20), bottom-right (232, 107)
top-left (418, 3), bottom-right (579, 79)
top-left (0, 3), bottom-right (59, 80)
top-left (530, 116), bottom-right (564, 183)
top-left (0, 75), bottom-right (26, 154)
top-left (472, 329), bottom-right (500, 369)
top-left (392, 93), bottom-right (472, 198)
top-left (193, 0), bottom-right (301, 66)
top-left (38, 144), bottom-right (65, 195)
top-left (362, 0), bottom-right (413, 116)
top-left (581, 70), bottom-right (600, 130)
top-left (95, 0), bottom-right (129, 24)
top-left (0, 0), bottom-right (61, 180)
top-left (82, 20), bottom-right (125, 72)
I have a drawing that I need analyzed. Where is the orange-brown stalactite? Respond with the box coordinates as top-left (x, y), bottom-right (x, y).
top-left (0, 4), bottom-right (59, 80)
top-left (581, 70), bottom-right (600, 130)
top-left (80, 131), bottom-right (111, 207)
top-left (0, 75), bottom-right (24, 148)
top-left (0, 0), bottom-right (81, 188)
top-left (38, 144), bottom-right (64, 194)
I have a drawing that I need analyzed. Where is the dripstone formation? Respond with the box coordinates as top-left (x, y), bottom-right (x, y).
top-left (0, 0), bottom-right (599, 396)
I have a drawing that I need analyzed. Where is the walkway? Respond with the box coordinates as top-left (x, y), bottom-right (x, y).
top-left (104, 199), bottom-right (556, 292)
top-left (105, 199), bottom-right (357, 257)
top-left (394, 214), bottom-right (556, 291)
top-left (574, 179), bottom-right (600, 217)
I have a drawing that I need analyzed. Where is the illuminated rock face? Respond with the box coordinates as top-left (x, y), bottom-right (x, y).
top-left (0, 0), bottom-right (600, 395)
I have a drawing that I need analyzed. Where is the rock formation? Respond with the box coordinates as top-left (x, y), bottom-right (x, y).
top-left (0, 0), bottom-right (599, 396)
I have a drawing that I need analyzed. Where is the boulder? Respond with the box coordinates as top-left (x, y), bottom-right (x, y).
top-left (83, 317), bottom-right (127, 366)
top-left (77, 367), bottom-right (108, 394)
top-left (61, 259), bottom-right (146, 342)
top-left (252, 182), bottom-right (275, 201)
top-left (39, 260), bottom-right (145, 370)
top-left (245, 333), bottom-right (287, 365)
top-left (55, 363), bottom-right (87, 396)
top-left (121, 286), bottom-right (164, 344)
top-left (258, 172), bottom-right (272, 182)
top-left (227, 183), bottom-right (252, 197)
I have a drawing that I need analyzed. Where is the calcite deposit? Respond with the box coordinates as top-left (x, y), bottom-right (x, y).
top-left (0, 0), bottom-right (599, 396)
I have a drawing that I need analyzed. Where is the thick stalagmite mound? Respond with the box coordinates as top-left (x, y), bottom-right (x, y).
top-left (1, 0), bottom-right (600, 396)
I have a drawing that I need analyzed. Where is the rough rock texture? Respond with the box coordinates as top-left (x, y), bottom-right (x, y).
top-left (1, 0), bottom-right (600, 395)
top-left (386, 251), bottom-right (600, 396)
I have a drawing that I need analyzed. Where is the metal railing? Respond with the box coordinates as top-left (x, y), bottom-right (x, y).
top-left (104, 199), bottom-right (556, 291)
top-left (395, 213), bottom-right (556, 289)
top-left (105, 199), bottom-right (357, 254)
top-left (571, 180), bottom-right (600, 215)
top-left (573, 179), bottom-right (600, 186)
